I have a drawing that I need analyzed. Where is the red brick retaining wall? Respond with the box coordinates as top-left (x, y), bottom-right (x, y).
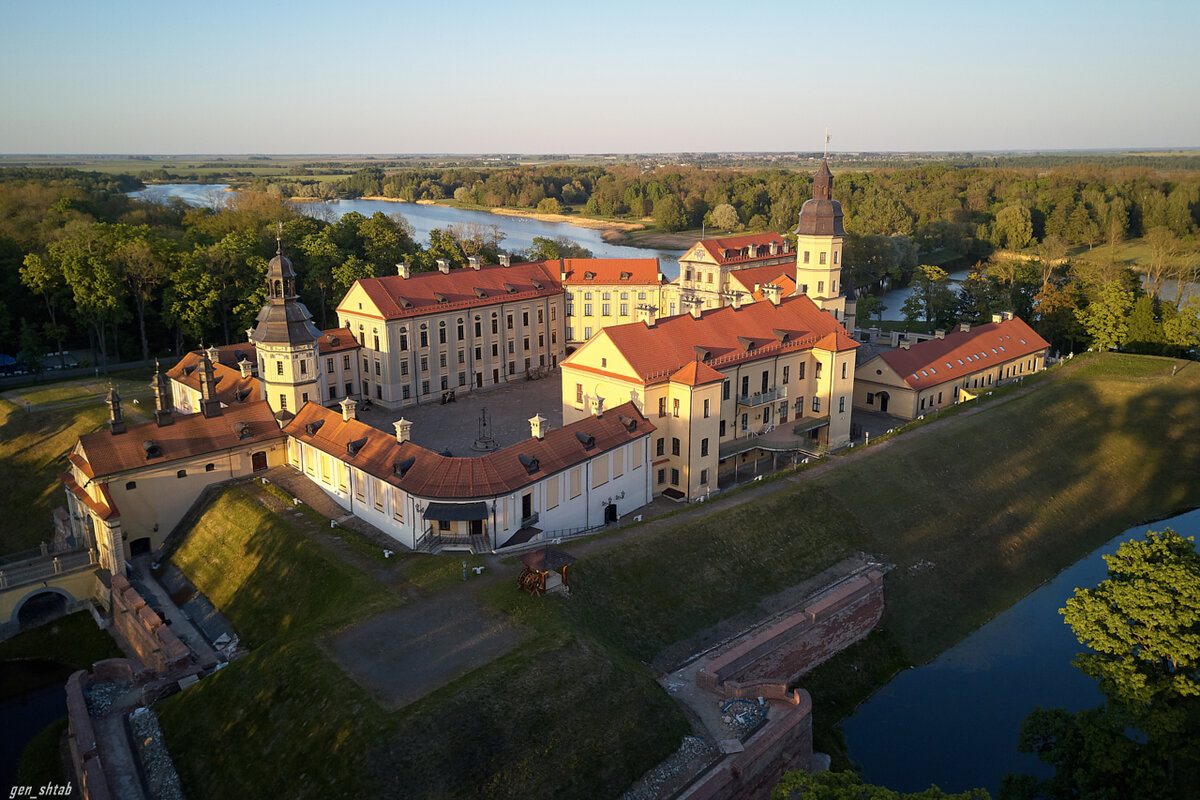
top-left (110, 574), bottom-right (189, 673)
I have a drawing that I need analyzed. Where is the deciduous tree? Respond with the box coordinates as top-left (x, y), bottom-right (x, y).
top-left (1075, 280), bottom-right (1133, 350)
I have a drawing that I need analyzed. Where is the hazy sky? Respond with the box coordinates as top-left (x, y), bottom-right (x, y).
top-left (2, 0), bottom-right (1197, 154)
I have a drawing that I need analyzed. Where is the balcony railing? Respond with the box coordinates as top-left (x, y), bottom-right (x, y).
top-left (736, 385), bottom-right (787, 408)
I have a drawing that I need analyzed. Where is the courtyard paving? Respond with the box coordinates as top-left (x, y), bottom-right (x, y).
top-left (354, 371), bottom-right (565, 456)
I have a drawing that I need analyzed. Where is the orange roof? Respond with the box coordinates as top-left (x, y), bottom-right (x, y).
top-left (61, 471), bottom-right (117, 520)
top-left (284, 401), bottom-right (653, 500)
top-left (726, 264), bottom-right (798, 299)
top-left (340, 261), bottom-right (562, 320)
top-left (167, 352), bottom-right (260, 407)
top-left (880, 317), bottom-right (1050, 391)
top-left (588, 295), bottom-right (858, 384)
top-left (694, 233), bottom-right (792, 266)
top-left (670, 360), bottom-right (725, 386)
top-left (561, 258), bottom-right (662, 286)
top-left (317, 328), bottom-right (360, 354)
top-left (76, 401), bottom-right (285, 477)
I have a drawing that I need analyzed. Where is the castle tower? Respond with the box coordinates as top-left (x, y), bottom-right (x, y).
top-left (250, 235), bottom-right (323, 419)
top-left (794, 160), bottom-right (849, 328)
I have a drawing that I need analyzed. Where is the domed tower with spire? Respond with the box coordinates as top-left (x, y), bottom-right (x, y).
top-left (250, 228), bottom-right (323, 419)
top-left (794, 159), bottom-right (850, 330)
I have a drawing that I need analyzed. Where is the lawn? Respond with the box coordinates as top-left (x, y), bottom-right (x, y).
top-left (0, 399), bottom-right (110, 552)
top-left (0, 610), bottom-right (122, 669)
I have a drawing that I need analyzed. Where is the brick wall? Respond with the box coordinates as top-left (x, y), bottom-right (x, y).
top-left (109, 574), bottom-right (189, 673)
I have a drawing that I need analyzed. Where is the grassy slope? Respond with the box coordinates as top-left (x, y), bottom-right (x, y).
top-left (157, 354), bottom-right (1200, 797)
top-left (157, 483), bottom-right (685, 800)
top-left (0, 399), bottom-right (108, 552)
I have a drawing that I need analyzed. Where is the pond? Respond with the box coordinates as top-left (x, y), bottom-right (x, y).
top-left (842, 507), bottom-right (1200, 796)
top-left (132, 184), bottom-right (688, 280)
top-left (0, 659), bottom-right (75, 789)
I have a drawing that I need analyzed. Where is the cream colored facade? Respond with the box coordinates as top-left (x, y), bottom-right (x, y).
top-left (566, 283), bottom-right (667, 344)
top-left (560, 301), bottom-right (857, 500)
top-left (794, 231), bottom-right (848, 325)
top-left (670, 236), bottom-right (796, 312)
top-left (337, 276), bottom-right (566, 410)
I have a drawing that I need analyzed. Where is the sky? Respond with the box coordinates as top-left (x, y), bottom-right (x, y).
top-left (1, 0), bottom-right (1198, 154)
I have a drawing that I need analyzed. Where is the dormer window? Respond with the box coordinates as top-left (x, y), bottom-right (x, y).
top-left (433, 293), bottom-right (448, 304)
top-left (393, 457), bottom-right (416, 478)
top-left (575, 432), bottom-right (595, 450)
top-left (305, 419), bottom-right (325, 436)
top-left (518, 454), bottom-right (540, 475)
top-left (346, 437), bottom-right (367, 457)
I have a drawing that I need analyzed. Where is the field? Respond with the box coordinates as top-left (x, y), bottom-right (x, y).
top-left (145, 353), bottom-right (1200, 798)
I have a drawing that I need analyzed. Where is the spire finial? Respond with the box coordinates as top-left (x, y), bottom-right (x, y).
top-left (824, 129), bottom-right (831, 160)
top-left (276, 221), bottom-right (283, 254)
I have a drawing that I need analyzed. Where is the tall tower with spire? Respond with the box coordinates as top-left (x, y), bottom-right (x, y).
top-left (250, 231), bottom-right (323, 419)
top-left (794, 160), bottom-right (852, 330)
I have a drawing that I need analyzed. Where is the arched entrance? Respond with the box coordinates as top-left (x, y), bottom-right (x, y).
top-left (877, 391), bottom-right (890, 413)
top-left (14, 588), bottom-right (73, 631)
top-left (130, 537), bottom-right (152, 556)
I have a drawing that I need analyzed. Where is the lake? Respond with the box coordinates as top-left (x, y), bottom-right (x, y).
top-left (842, 507), bottom-right (1200, 796)
top-left (133, 184), bottom-right (688, 280)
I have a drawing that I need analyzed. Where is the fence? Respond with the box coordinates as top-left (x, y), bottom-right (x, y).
top-left (0, 548), bottom-right (97, 590)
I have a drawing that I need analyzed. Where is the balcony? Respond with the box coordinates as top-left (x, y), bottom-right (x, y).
top-left (736, 385), bottom-right (787, 408)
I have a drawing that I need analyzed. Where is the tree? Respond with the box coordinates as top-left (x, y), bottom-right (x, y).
top-left (19, 253), bottom-right (68, 369)
top-left (653, 195), bottom-right (686, 232)
top-left (992, 205), bottom-right (1034, 250)
top-left (773, 769), bottom-right (988, 799)
top-left (18, 319), bottom-right (45, 377)
top-left (525, 236), bottom-right (593, 261)
top-left (1075, 280), bottom-right (1133, 350)
top-left (855, 292), bottom-right (886, 324)
top-left (536, 197), bottom-right (562, 215)
top-left (1161, 297), bottom-right (1200, 352)
top-left (710, 203), bottom-right (740, 231)
top-left (332, 255), bottom-right (374, 296)
top-left (902, 264), bottom-right (957, 331)
top-left (453, 186), bottom-right (473, 203)
top-left (1144, 226), bottom-right (1181, 303)
top-left (1125, 295), bottom-right (1163, 354)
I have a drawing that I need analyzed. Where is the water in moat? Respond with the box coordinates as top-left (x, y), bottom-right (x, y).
top-left (842, 507), bottom-right (1200, 796)
top-left (132, 184), bottom-right (688, 279)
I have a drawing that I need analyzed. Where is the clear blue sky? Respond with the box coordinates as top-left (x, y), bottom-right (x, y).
top-left (1, 0), bottom-right (1197, 154)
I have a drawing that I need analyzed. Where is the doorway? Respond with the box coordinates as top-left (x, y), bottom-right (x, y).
top-left (604, 503), bottom-right (618, 524)
top-left (877, 392), bottom-right (890, 413)
top-left (130, 537), bottom-right (152, 556)
top-left (475, 373), bottom-right (483, 388)
top-left (470, 519), bottom-right (483, 536)
top-left (492, 368), bottom-right (499, 385)
top-left (252, 451), bottom-right (268, 472)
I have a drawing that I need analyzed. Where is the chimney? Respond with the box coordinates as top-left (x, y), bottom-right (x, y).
top-left (593, 396), bottom-right (605, 418)
top-left (782, 241), bottom-right (790, 253)
top-left (397, 262), bottom-right (410, 279)
top-left (206, 344), bottom-right (220, 363)
top-left (1002, 311), bottom-right (1014, 321)
top-left (935, 329), bottom-right (946, 340)
top-left (393, 417), bottom-right (413, 444)
top-left (769, 240), bottom-right (779, 256)
top-left (731, 293), bottom-right (742, 310)
top-left (763, 283), bottom-right (782, 305)
top-left (197, 354), bottom-right (221, 418)
top-left (238, 358), bottom-right (252, 378)
top-left (689, 301), bottom-right (702, 319)
top-left (340, 397), bottom-right (357, 422)
top-left (529, 413), bottom-right (548, 440)
top-left (636, 304), bottom-right (657, 328)
top-left (468, 256), bottom-right (481, 271)
top-left (991, 313), bottom-right (1002, 324)
top-left (959, 323), bottom-right (971, 333)
top-left (748, 244), bottom-right (757, 258)
top-left (498, 254), bottom-right (511, 267)
top-left (151, 360), bottom-right (173, 427)
top-left (899, 339), bottom-right (912, 350)
top-left (106, 383), bottom-right (125, 435)
top-left (436, 259), bottom-right (450, 274)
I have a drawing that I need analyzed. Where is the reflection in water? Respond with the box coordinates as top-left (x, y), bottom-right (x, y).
top-left (842, 508), bottom-right (1200, 796)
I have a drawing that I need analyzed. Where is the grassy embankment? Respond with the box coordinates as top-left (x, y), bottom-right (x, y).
top-left (156, 353), bottom-right (1200, 798)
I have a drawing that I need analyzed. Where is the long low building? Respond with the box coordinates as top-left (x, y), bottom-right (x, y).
top-left (853, 313), bottom-right (1050, 419)
top-left (283, 399), bottom-right (654, 550)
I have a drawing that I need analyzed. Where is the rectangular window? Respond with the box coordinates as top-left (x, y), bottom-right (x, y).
top-left (458, 321), bottom-right (465, 339)
top-left (276, 361), bottom-right (284, 376)
top-left (522, 311), bottom-right (529, 326)
top-left (392, 487), bottom-right (404, 521)
top-left (420, 356), bottom-right (428, 372)
top-left (570, 467), bottom-right (581, 499)
top-left (700, 438), bottom-right (709, 457)
top-left (376, 385), bottom-right (382, 399)
top-left (671, 437), bottom-right (680, 456)
top-left (656, 437), bottom-right (665, 456)
top-left (842, 362), bottom-right (847, 379)
top-left (670, 468), bottom-right (680, 486)
top-left (492, 343), bottom-right (498, 357)
top-left (400, 361), bottom-right (409, 376)
top-left (439, 327), bottom-right (446, 344)
top-left (584, 327), bottom-right (592, 339)
top-left (280, 394), bottom-right (287, 410)
top-left (592, 456), bottom-right (609, 488)
top-left (302, 392), bottom-right (309, 404)
top-left (421, 380), bottom-right (430, 395)
top-left (719, 419), bottom-right (726, 437)
top-left (420, 330), bottom-right (428, 348)
top-left (815, 362), bottom-right (822, 379)
top-left (658, 397), bottom-right (666, 417)
top-left (866, 392), bottom-right (875, 405)
top-left (798, 362), bottom-right (806, 380)
top-left (700, 469), bottom-right (708, 485)
top-left (818, 281), bottom-right (824, 293)
top-left (439, 352), bottom-right (447, 368)
top-left (400, 332), bottom-right (408, 351)
top-left (613, 448), bottom-right (624, 477)
top-left (576, 383), bottom-right (584, 404)
top-left (723, 380), bottom-right (730, 400)
top-left (657, 468), bottom-right (666, 485)
top-left (819, 252), bottom-right (827, 265)
top-left (547, 476), bottom-right (559, 509)
top-left (507, 341), bottom-right (514, 354)
top-left (584, 303), bottom-right (593, 316)
top-left (373, 334), bottom-right (380, 350)
top-left (492, 318), bottom-right (498, 334)
top-left (375, 360), bottom-right (381, 376)
top-left (567, 327), bottom-right (574, 341)
top-left (803, 251), bottom-right (810, 264)
top-left (619, 303), bottom-right (628, 316)
top-left (402, 385), bottom-right (411, 400)
top-left (703, 399), bottom-right (710, 418)
top-left (458, 350), bottom-right (465, 364)
top-left (326, 357), bottom-right (334, 373)
top-left (783, 365), bottom-right (789, 384)
top-left (343, 354), bottom-right (350, 369)
top-left (475, 320), bottom-right (482, 337)
top-left (812, 396), bottom-right (821, 413)
top-left (673, 398), bottom-right (680, 418)
top-left (523, 337), bottom-right (529, 351)
top-left (602, 303), bottom-right (610, 316)
top-left (475, 346), bottom-right (482, 360)
top-left (507, 314), bottom-right (513, 330)
top-left (538, 308), bottom-right (544, 324)
top-left (459, 372), bottom-right (466, 386)
top-left (441, 376), bottom-right (448, 390)
top-left (839, 396), bottom-right (845, 413)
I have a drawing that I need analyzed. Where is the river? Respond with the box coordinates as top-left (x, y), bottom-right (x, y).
top-left (133, 184), bottom-right (688, 280)
top-left (842, 507), bottom-right (1200, 796)
top-left (0, 659), bottom-right (75, 789)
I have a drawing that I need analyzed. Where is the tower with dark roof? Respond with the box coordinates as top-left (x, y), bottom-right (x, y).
top-left (794, 160), bottom-right (851, 330)
top-left (250, 237), bottom-right (324, 419)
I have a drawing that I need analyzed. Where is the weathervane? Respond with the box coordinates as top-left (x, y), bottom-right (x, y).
top-left (824, 129), bottom-right (831, 160)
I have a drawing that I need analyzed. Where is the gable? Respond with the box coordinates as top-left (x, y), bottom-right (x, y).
top-left (857, 355), bottom-right (911, 390)
top-left (337, 283), bottom-right (381, 319)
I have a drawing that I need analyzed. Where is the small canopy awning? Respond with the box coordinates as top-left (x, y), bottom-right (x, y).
top-left (517, 545), bottom-right (577, 573)
top-left (423, 501), bottom-right (488, 522)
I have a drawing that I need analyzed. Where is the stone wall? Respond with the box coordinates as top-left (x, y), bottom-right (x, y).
top-left (676, 689), bottom-right (814, 800)
top-left (698, 569), bottom-right (884, 695)
top-left (110, 574), bottom-right (189, 673)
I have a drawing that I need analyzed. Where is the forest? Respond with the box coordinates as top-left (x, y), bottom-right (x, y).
top-left (0, 159), bottom-right (1197, 375)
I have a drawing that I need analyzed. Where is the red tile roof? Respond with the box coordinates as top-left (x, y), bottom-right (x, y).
top-left (284, 401), bottom-right (653, 500)
top-left (561, 258), bottom-right (662, 286)
top-left (166, 352), bottom-right (260, 407)
top-left (318, 328), bottom-right (360, 354)
top-left (584, 295), bottom-right (858, 384)
top-left (340, 261), bottom-right (562, 320)
top-left (693, 233), bottom-right (792, 266)
top-left (61, 471), bottom-right (117, 520)
top-left (880, 318), bottom-right (1050, 391)
top-left (200, 343), bottom-right (256, 369)
top-left (670, 361), bottom-right (725, 386)
top-left (726, 264), bottom-right (798, 299)
top-left (76, 401), bottom-right (285, 477)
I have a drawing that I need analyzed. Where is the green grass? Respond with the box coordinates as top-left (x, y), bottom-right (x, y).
top-left (0, 399), bottom-right (109, 552)
top-left (0, 611), bottom-right (122, 668)
top-left (157, 483), bottom-right (686, 800)
top-left (20, 384), bottom-right (95, 404)
top-left (1068, 351), bottom-right (1182, 378)
top-left (17, 717), bottom-right (69, 788)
